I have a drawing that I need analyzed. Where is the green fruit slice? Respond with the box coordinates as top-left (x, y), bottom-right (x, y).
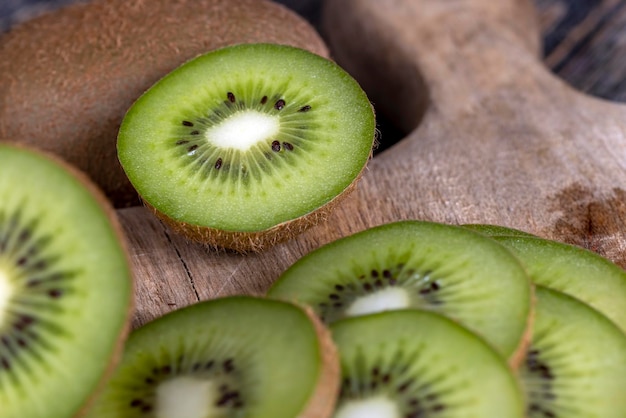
top-left (87, 296), bottom-right (339, 418)
top-left (521, 286), bottom-right (626, 417)
top-left (0, 144), bottom-right (133, 418)
top-left (118, 43), bottom-right (376, 251)
top-left (331, 310), bottom-right (525, 418)
top-left (267, 220), bottom-right (533, 361)
top-left (474, 230), bottom-right (626, 334)
top-left (462, 223), bottom-right (536, 237)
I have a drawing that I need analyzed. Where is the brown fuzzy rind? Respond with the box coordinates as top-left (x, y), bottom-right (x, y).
top-left (297, 304), bottom-right (341, 418)
top-left (146, 164), bottom-right (367, 253)
top-left (0, 141), bottom-right (135, 417)
top-left (0, 0), bottom-right (328, 208)
top-left (508, 282), bottom-right (536, 371)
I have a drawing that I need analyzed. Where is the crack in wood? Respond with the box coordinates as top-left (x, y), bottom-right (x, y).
top-left (160, 220), bottom-right (201, 302)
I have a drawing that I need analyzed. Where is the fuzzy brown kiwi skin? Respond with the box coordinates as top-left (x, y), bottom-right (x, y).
top-left (0, 141), bottom-right (135, 417)
top-left (508, 283), bottom-right (536, 371)
top-left (0, 0), bottom-right (328, 208)
top-left (147, 151), bottom-right (371, 253)
top-left (297, 304), bottom-right (341, 418)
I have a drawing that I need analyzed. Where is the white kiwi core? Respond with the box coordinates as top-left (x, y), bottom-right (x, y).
top-left (207, 110), bottom-right (280, 151)
top-left (345, 287), bottom-right (411, 317)
top-left (335, 395), bottom-right (401, 418)
top-left (155, 376), bottom-right (221, 418)
top-left (0, 267), bottom-right (13, 323)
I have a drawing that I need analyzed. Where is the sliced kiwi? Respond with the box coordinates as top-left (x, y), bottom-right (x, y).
top-left (86, 296), bottom-right (339, 418)
top-left (267, 220), bottom-right (533, 362)
top-left (0, 144), bottom-right (133, 417)
top-left (331, 310), bottom-right (525, 417)
top-left (467, 225), bottom-right (626, 333)
top-left (521, 286), bottom-right (626, 417)
top-left (117, 43), bottom-right (376, 252)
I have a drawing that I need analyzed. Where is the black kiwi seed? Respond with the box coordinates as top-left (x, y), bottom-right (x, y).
top-left (223, 358), bottom-right (235, 373)
top-left (190, 130), bottom-right (200, 136)
top-left (215, 158), bottom-right (223, 170)
top-left (227, 92), bottom-right (236, 103)
top-left (260, 95), bottom-right (268, 104)
top-left (298, 105), bottom-right (311, 112)
top-left (283, 142), bottom-right (294, 151)
top-left (271, 141), bottom-right (281, 152)
top-left (274, 99), bottom-right (285, 110)
top-left (397, 380), bottom-right (413, 393)
top-left (176, 140), bottom-right (189, 146)
top-left (182, 121), bottom-right (194, 127)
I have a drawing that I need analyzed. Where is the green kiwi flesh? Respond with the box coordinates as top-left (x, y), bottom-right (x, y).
top-left (118, 43), bottom-right (375, 251)
top-left (267, 220), bottom-right (533, 361)
top-left (0, 0), bottom-right (329, 208)
top-left (86, 296), bottom-right (339, 418)
top-left (521, 286), bottom-right (626, 417)
top-left (461, 223), bottom-right (536, 237)
top-left (331, 310), bottom-right (525, 418)
top-left (470, 226), bottom-right (626, 334)
top-left (0, 144), bottom-right (133, 417)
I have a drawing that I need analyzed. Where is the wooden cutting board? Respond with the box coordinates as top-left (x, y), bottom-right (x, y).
top-left (117, 0), bottom-right (626, 328)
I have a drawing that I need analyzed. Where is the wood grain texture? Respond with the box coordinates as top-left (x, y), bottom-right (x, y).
top-left (116, 0), bottom-right (626, 327)
top-left (539, 0), bottom-right (626, 101)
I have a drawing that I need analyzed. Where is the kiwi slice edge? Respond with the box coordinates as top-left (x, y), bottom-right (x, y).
top-left (0, 142), bottom-right (134, 417)
top-left (467, 223), bottom-right (626, 334)
top-left (118, 43), bottom-right (377, 252)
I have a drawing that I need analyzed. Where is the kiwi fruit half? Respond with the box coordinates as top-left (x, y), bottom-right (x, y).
top-left (331, 310), bottom-right (525, 418)
top-left (0, 144), bottom-right (133, 417)
top-left (86, 296), bottom-right (339, 418)
top-left (521, 285), bottom-right (626, 417)
top-left (0, 0), bottom-right (329, 207)
top-left (267, 220), bottom-right (533, 362)
top-left (118, 43), bottom-right (376, 252)
top-left (466, 224), bottom-right (626, 333)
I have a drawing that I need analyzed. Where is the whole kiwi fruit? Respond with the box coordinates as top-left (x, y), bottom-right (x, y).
top-left (0, 0), bottom-right (328, 207)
